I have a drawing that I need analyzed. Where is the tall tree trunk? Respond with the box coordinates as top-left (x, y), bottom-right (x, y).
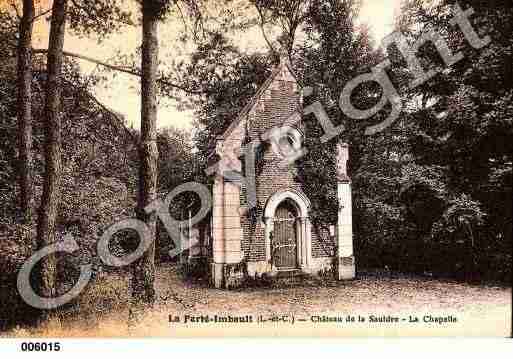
top-left (17, 0), bottom-right (35, 223)
top-left (132, 1), bottom-right (159, 305)
top-left (35, 0), bottom-right (68, 321)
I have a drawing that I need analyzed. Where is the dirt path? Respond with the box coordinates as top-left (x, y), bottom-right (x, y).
top-left (132, 265), bottom-right (512, 337)
top-left (7, 264), bottom-right (511, 337)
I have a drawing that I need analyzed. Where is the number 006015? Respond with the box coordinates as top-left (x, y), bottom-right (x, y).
top-left (21, 342), bottom-right (61, 352)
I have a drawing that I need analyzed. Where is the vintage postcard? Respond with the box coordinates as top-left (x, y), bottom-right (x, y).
top-left (0, 0), bottom-right (511, 348)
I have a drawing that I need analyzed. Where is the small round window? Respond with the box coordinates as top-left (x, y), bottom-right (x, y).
top-left (273, 127), bottom-right (302, 160)
top-left (278, 135), bottom-right (296, 154)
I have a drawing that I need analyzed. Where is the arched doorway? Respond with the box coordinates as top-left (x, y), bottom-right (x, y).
top-left (273, 200), bottom-right (299, 269)
top-left (264, 189), bottom-right (312, 272)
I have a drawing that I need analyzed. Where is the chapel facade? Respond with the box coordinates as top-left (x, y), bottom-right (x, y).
top-left (200, 56), bottom-right (356, 288)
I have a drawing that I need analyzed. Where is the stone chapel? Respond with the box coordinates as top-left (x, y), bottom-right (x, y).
top-left (193, 55), bottom-right (356, 288)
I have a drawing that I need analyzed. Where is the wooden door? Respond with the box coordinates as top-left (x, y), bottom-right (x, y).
top-left (272, 201), bottom-right (298, 269)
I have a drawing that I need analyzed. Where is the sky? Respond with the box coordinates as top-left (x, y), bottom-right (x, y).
top-left (359, 0), bottom-right (401, 41)
top-left (31, 0), bottom-right (403, 131)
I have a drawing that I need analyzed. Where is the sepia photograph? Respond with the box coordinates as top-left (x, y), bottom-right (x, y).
top-left (0, 0), bottom-right (511, 348)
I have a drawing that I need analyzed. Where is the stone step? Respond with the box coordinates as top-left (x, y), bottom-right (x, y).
top-left (273, 269), bottom-right (304, 279)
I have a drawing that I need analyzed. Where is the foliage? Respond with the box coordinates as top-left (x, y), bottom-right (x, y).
top-left (170, 0), bottom-right (511, 282)
top-left (68, 0), bottom-right (134, 40)
top-left (0, 34), bottom-right (140, 326)
top-left (296, 0), bottom-right (381, 226)
top-left (389, 0), bottom-right (512, 280)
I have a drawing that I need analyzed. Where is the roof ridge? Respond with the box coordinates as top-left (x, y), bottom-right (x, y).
top-left (221, 57), bottom-right (299, 140)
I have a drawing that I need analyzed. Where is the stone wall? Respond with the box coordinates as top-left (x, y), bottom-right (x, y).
top-left (211, 58), bottom-right (344, 287)
top-left (228, 62), bottom-right (335, 263)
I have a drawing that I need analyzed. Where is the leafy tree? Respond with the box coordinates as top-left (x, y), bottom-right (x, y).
top-left (11, 0), bottom-right (132, 225)
top-left (157, 126), bottom-right (193, 192)
top-left (296, 0), bottom-right (381, 227)
top-left (383, 0), bottom-right (512, 279)
top-left (3, 0), bottom-right (137, 324)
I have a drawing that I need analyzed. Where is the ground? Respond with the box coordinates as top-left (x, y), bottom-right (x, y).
top-left (6, 263), bottom-right (512, 337)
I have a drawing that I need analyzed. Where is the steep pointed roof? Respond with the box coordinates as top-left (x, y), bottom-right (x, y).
top-left (221, 54), bottom-right (300, 140)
